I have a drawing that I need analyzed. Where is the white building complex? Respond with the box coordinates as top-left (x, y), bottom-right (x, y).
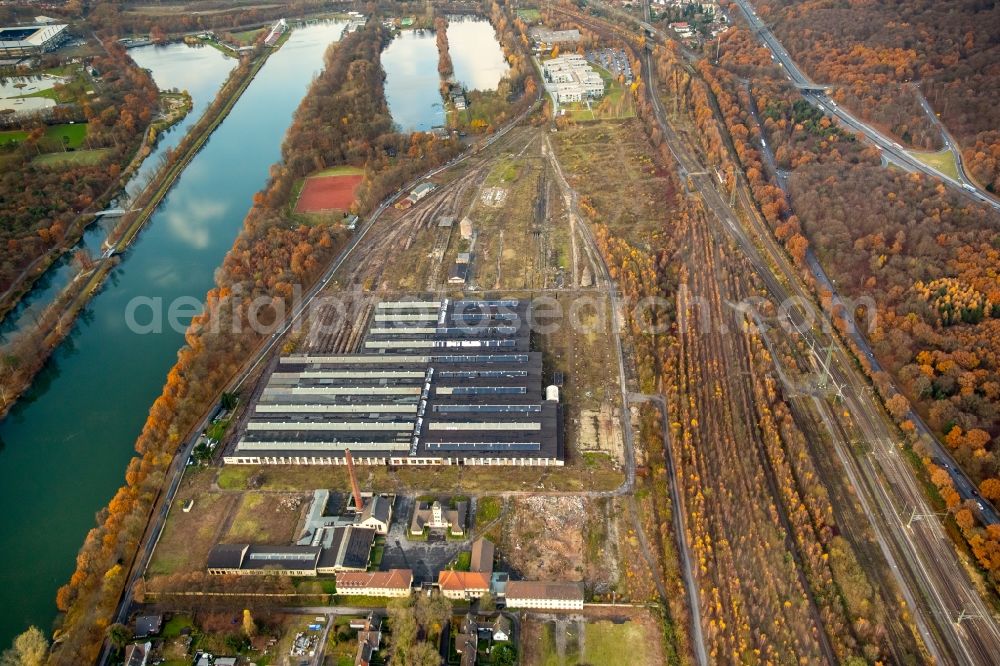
top-left (0, 24), bottom-right (68, 58)
top-left (542, 54), bottom-right (605, 104)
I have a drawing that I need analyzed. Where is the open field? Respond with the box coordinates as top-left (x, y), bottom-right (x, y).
top-left (231, 27), bottom-right (266, 43)
top-left (0, 123), bottom-right (88, 149)
top-left (148, 470), bottom-right (237, 576)
top-left (907, 147), bottom-right (961, 180)
top-left (516, 8), bottom-right (542, 22)
top-left (214, 458), bottom-right (623, 495)
top-left (563, 67), bottom-right (635, 122)
top-left (33, 149), bottom-right (110, 167)
top-left (224, 491), bottom-right (308, 543)
top-left (295, 172), bottom-right (364, 213)
top-left (521, 608), bottom-right (665, 666)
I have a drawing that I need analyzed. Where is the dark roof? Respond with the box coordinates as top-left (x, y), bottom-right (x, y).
top-left (242, 545), bottom-right (322, 571)
top-left (470, 538), bottom-right (494, 574)
top-left (492, 614), bottom-right (512, 635)
top-left (206, 544), bottom-right (248, 569)
top-left (342, 527), bottom-right (376, 569)
top-left (134, 614), bottom-right (163, 637)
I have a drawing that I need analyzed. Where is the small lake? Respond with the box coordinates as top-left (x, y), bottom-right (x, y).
top-left (381, 28), bottom-right (445, 132)
top-left (447, 17), bottom-right (509, 91)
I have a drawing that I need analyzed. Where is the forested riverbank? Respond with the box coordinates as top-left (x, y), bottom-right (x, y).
top-left (44, 20), bottom-right (462, 663)
top-left (0, 39), bottom-right (282, 422)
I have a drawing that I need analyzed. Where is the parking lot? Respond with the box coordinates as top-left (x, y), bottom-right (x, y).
top-left (379, 495), bottom-right (468, 583)
top-left (586, 48), bottom-right (633, 83)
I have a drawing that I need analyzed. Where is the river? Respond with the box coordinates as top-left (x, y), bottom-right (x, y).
top-left (0, 43), bottom-right (236, 343)
top-left (0, 20), bottom-right (347, 646)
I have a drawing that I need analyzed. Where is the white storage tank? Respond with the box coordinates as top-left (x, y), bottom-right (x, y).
top-left (546, 385), bottom-right (560, 402)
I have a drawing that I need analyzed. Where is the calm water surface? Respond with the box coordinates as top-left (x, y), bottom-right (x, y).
top-left (0, 20), bottom-right (346, 645)
top-left (0, 43), bottom-right (235, 342)
top-left (381, 29), bottom-right (445, 131)
top-left (447, 17), bottom-right (508, 91)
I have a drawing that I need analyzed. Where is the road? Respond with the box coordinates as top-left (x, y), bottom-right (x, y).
top-left (731, 0), bottom-right (1000, 212)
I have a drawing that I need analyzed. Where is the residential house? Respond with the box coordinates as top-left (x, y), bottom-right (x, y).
top-left (355, 614), bottom-right (382, 666)
top-left (134, 614), bottom-right (162, 638)
top-left (455, 614), bottom-right (478, 666)
top-left (492, 614), bottom-right (513, 642)
top-left (123, 642), bottom-right (151, 666)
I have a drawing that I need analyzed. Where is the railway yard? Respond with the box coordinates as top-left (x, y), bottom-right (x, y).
top-left (132, 8), bottom-right (1000, 665)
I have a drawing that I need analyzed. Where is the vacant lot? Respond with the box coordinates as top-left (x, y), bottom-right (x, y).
top-left (148, 470), bottom-right (237, 575)
top-left (224, 491), bottom-right (308, 543)
top-left (295, 167), bottom-right (364, 213)
top-left (521, 610), bottom-right (665, 666)
top-left (34, 148), bottom-right (110, 167)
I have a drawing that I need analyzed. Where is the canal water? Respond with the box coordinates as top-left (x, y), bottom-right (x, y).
top-left (447, 17), bottom-right (509, 91)
top-left (381, 28), bottom-right (445, 132)
top-left (0, 20), bottom-right (346, 646)
top-left (0, 43), bottom-right (236, 343)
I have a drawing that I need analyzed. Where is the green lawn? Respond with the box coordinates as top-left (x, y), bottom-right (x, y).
top-left (162, 615), bottom-right (196, 639)
top-left (231, 27), bottom-right (265, 43)
top-left (516, 8), bottom-right (542, 22)
top-left (582, 621), bottom-right (648, 664)
top-left (565, 65), bottom-right (635, 122)
top-left (475, 496), bottom-right (502, 525)
top-left (313, 164), bottom-right (364, 177)
top-left (33, 148), bottom-right (109, 167)
top-left (1, 123), bottom-right (87, 149)
top-left (908, 147), bottom-right (960, 180)
top-left (0, 130), bottom-right (28, 147)
top-left (451, 551), bottom-right (472, 571)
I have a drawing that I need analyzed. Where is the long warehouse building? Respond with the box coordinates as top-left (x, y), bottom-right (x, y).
top-left (224, 299), bottom-right (563, 466)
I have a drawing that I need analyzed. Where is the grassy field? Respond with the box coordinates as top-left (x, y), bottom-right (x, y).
top-left (564, 66), bottom-right (634, 122)
top-left (215, 455), bottom-right (622, 494)
top-left (908, 147), bottom-right (960, 180)
top-left (34, 148), bottom-right (109, 167)
top-left (224, 491), bottom-right (306, 543)
top-left (524, 618), bottom-right (655, 666)
top-left (148, 470), bottom-right (237, 575)
top-left (231, 27), bottom-right (265, 43)
top-left (0, 123), bottom-right (88, 149)
top-left (314, 165), bottom-right (364, 177)
top-left (516, 8), bottom-right (542, 22)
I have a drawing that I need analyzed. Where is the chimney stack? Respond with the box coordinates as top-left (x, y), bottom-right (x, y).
top-left (345, 449), bottom-right (364, 512)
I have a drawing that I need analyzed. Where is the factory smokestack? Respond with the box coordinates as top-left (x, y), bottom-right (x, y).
top-left (345, 449), bottom-right (364, 512)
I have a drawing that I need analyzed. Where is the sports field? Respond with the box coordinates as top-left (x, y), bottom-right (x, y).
top-left (294, 166), bottom-right (363, 213)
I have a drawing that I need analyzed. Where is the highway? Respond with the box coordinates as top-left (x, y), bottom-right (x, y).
top-left (632, 31), bottom-right (1000, 663)
top-left (725, 0), bottom-right (999, 526)
top-left (731, 0), bottom-right (1000, 213)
